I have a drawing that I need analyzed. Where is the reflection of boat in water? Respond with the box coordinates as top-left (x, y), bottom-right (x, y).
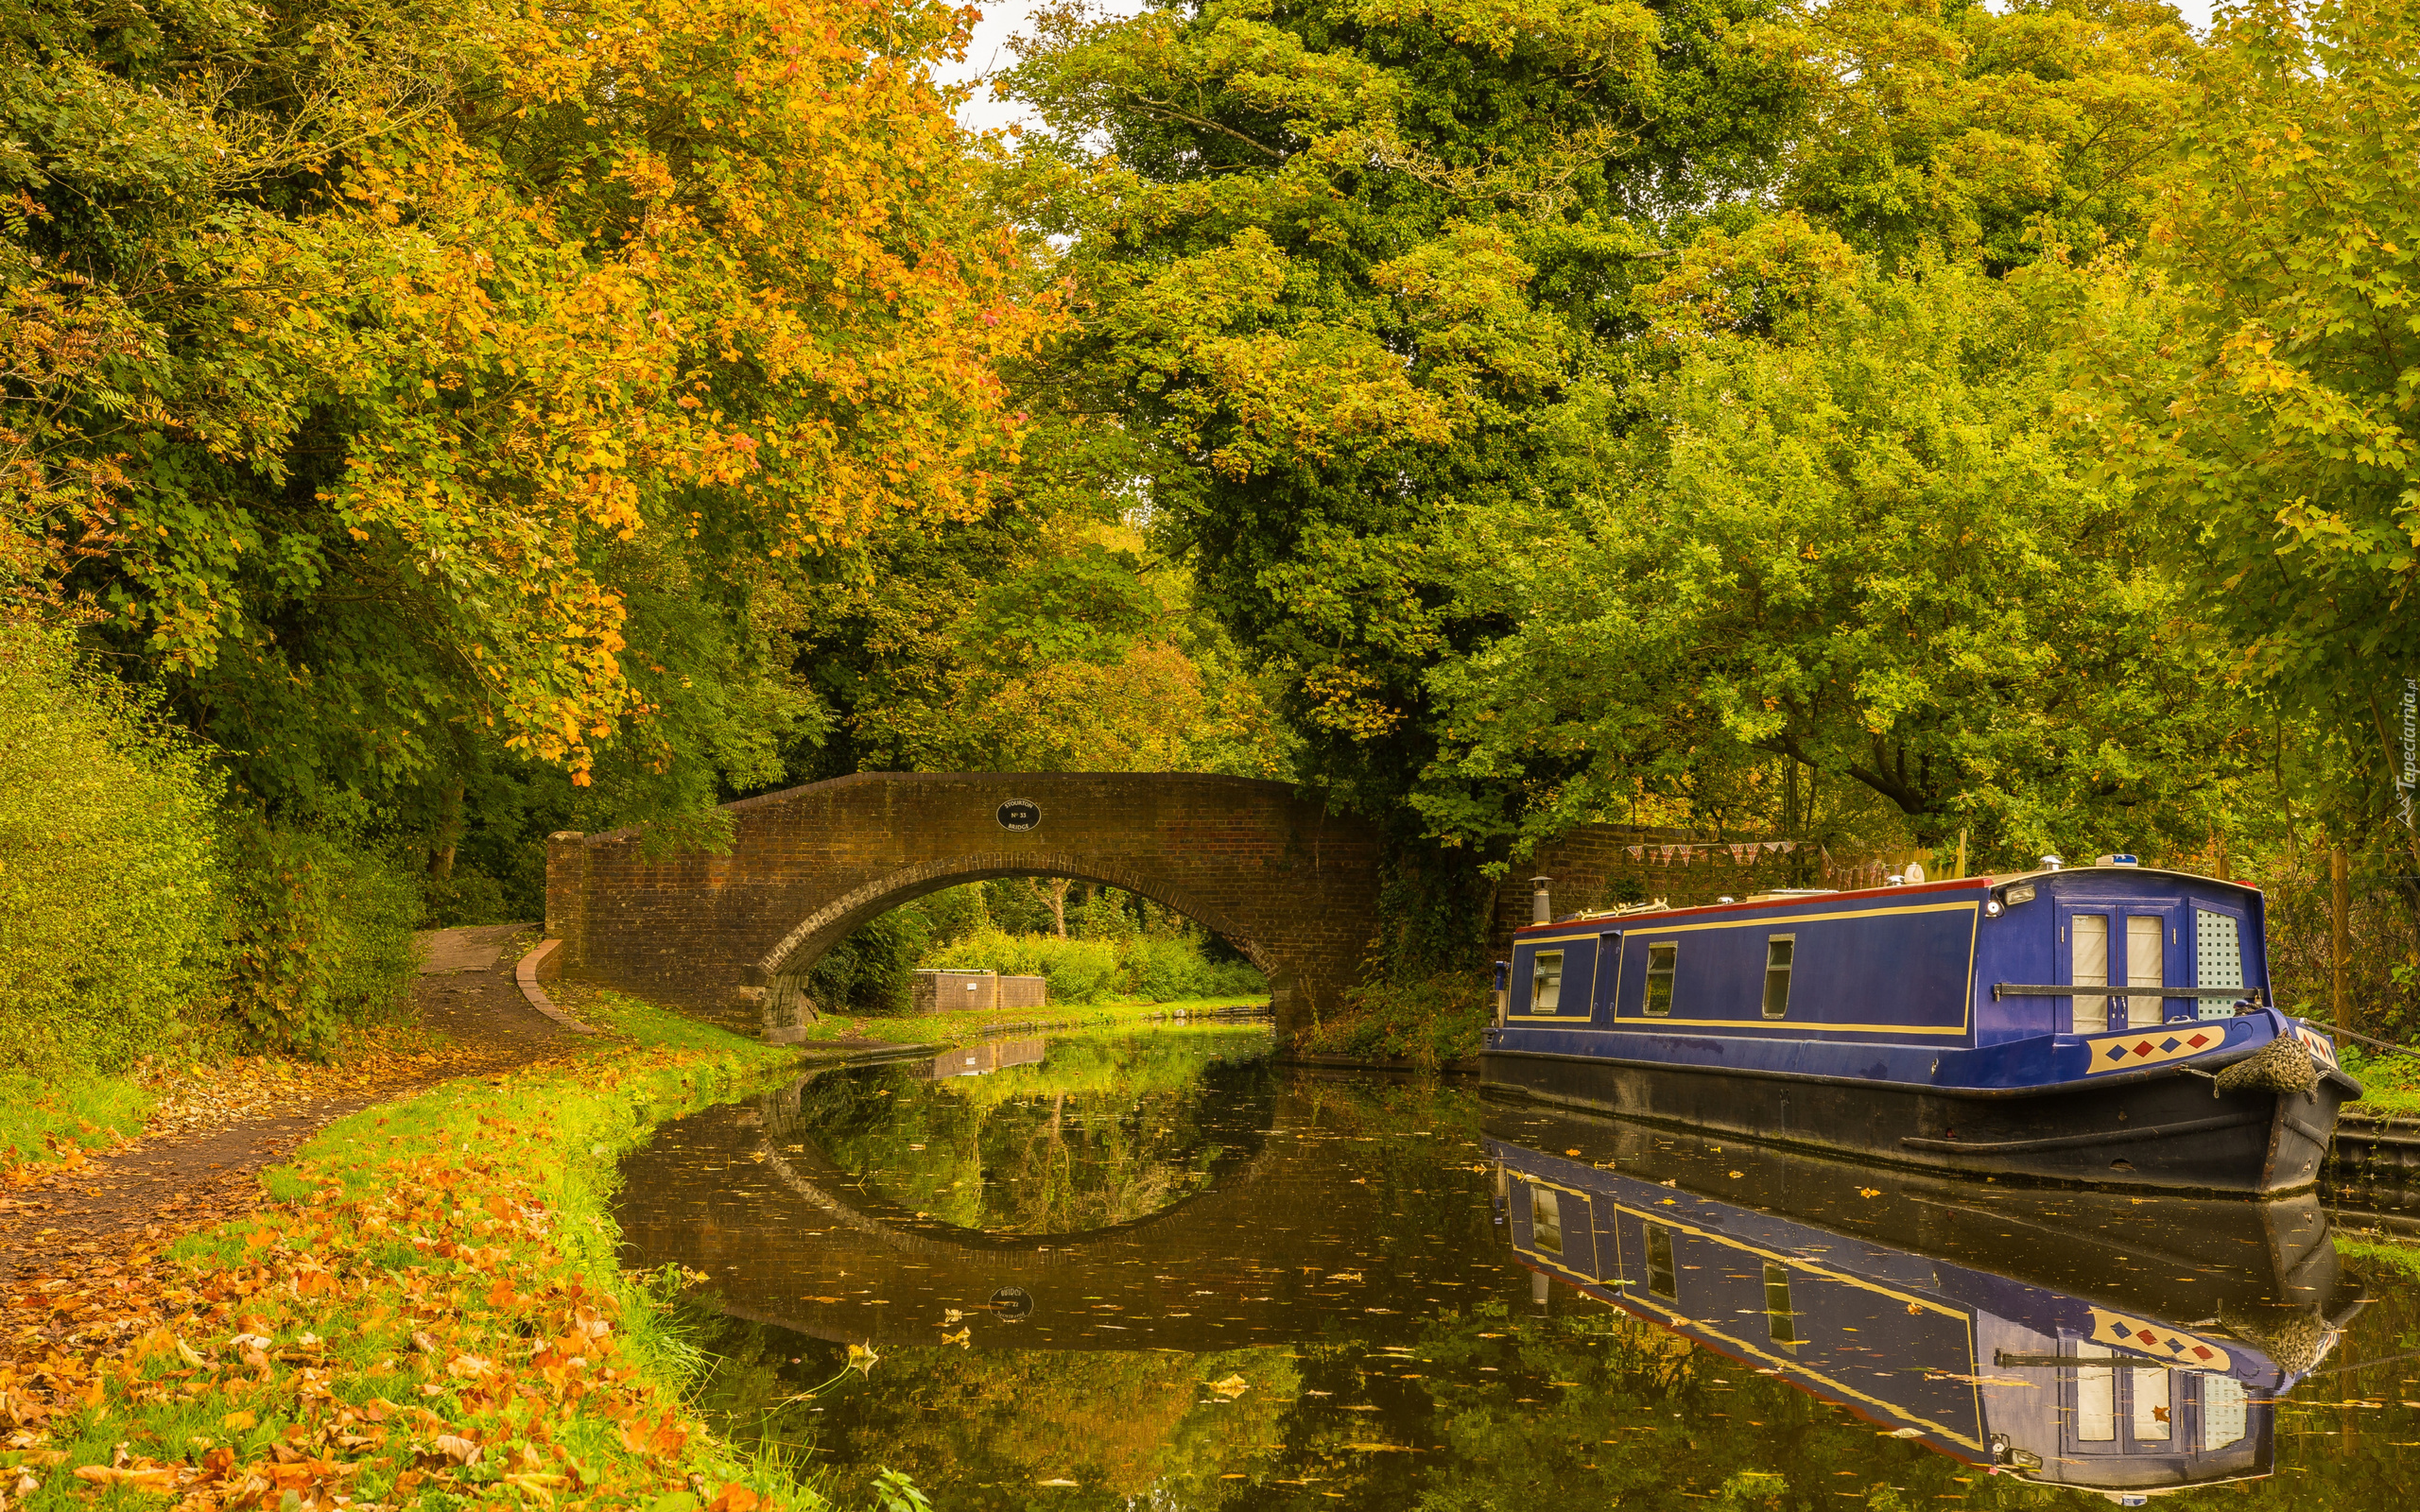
top-left (1487, 1107), bottom-right (2365, 1503)
top-left (1481, 867), bottom-right (2361, 1195)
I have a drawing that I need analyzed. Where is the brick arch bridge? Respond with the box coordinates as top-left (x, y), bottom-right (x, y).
top-left (544, 772), bottom-right (1383, 1040)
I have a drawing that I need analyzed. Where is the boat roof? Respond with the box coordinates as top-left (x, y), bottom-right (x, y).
top-left (1516, 865), bottom-right (2260, 937)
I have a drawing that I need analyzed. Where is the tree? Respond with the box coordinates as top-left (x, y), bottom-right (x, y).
top-left (999, 0), bottom-right (2208, 888)
top-left (1419, 229), bottom-right (2249, 864)
top-left (1, 0), bottom-right (1054, 833)
top-left (2080, 0), bottom-right (2420, 863)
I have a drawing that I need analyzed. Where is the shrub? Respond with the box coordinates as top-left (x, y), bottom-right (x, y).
top-left (0, 624), bottom-right (226, 1074)
top-left (807, 904), bottom-right (932, 1014)
top-left (1295, 971), bottom-right (1492, 1068)
top-left (219, 817), bottom-right (420, 1057)
top-left (420, 868), bottom-right (512, 929)
top-left (1121, 935), bottom-right (1264, 1000)
top-left (925, 927), bottom-right (1123, 1003)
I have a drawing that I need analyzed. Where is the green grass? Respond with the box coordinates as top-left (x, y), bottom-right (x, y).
top-left (2340, 1044), bottom-right (2420, 1119)
top-left (0, 1071), bottom-right (154, 1165)
top-left (8, 990), bottom-right (826, 1512)
top-left (791, 992), bottom-right (1270, 1048)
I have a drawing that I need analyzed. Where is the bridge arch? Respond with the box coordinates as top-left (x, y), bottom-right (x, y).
top-left (545, 772), bottom-right (1382, 1039)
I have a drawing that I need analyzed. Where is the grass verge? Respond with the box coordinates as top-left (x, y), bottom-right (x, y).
top-left (0, 1074), bottom-right (155, 1167)
top-left (786, 993), bottom-right (1270, 1048)
top-left (2341, 1044), bottom-right (2420, 1120)
top-left (0, 992), bottom-right (817, 1511)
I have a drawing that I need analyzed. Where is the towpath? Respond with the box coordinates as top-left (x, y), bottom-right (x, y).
top-left (0, 924), bottom-right (574, 1357)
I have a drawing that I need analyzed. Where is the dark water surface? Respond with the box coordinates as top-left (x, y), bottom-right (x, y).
top-left (615, 1027), bottom-right (2420, 1510)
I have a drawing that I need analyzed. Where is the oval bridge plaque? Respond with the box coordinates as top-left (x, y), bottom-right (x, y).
top-left (996, 799), bottom-right (1041, 832)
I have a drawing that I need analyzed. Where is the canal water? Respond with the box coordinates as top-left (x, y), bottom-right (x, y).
top-left (615, 1026), bottom-right (2420, 1509)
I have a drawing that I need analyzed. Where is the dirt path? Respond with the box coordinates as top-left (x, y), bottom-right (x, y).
top-left (0, 926), bottom-right (575, 1310)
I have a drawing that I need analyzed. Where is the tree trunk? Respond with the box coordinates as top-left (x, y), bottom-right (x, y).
top-left (430, 778), bottom-right (465, 881)
top-left (2332, 845), bottom-right (2350, 1045)
top-left (1032, 876), bottom-right (1072, 936)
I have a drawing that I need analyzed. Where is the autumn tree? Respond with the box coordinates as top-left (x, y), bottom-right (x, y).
top-left (999, 0), bottom-right (2209, 942)
top-left (2082, 0), bottom-right (2420, 860)
top-left (1, 0), bottom-right (1055, 843)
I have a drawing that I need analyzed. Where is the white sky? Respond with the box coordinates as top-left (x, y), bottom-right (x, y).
top-left (938, 0), bottom-right (2222, 137)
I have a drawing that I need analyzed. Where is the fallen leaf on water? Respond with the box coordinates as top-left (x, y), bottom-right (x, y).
top-left (1037, 1478), bottom-right (1080, 1487)
top-left (1209, 1374), bottom-right (1250, 1398)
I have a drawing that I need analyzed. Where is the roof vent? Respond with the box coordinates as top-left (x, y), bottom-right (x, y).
top-left (1886, 873), bottom-right (1906, 886)
top-left (2040, 854), bottom-right (2064, 871)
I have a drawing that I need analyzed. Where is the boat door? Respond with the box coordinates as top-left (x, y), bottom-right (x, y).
top-left (2056, 899), bottom-right (2185, 1033)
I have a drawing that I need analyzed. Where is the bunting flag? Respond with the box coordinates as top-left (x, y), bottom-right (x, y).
top-left (1625, 846), bottom-right (1644, 858)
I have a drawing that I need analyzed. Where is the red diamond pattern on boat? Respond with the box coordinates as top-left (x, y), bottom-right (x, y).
top-left (2133, 1041), bottom-right (2156, 1057)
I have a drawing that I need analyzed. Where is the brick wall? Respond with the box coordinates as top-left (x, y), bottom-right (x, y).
top-left (547, 772), bottom-right (1383, 1040)
top-left (911, 970), bottom-right (998, 1014)
top-left (1486, 824), bottom-right (1819, 958)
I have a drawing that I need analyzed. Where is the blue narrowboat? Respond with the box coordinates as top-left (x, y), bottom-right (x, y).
top-left (1478, 864), bottom-right (2362, 1195)
top-left (1490, 1109), bottom-right (2361, 1500)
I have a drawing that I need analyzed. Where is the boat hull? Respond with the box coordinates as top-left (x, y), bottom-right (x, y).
top-left (1479, 1046), bottom-right (2353, 1197)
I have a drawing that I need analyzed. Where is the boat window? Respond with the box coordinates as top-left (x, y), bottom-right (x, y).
top-left (2074, 1342), bottom-right (2117, 1441)
top-left (1762, 1263), bottom-right (1797, 1348)
top-left (1761, 936), bottom-right (1794, 1019)
top-left (1530, 1187), bottom-right (1563, 1256)
top-left (2204, 1375), bottom-right (2248, 1449)
top-left (2133, 1367), bottom-right (2172, 1442)
top-left (2125, 916), bottom-right (2165, 1029)
top-left (1531, 952), bottom-right (1564, 1014)
top-left (2071, 915), bottom-right (2111, 1035)
top-left (1645, 1224), bottom-right (1676, 1297)
top-left (2196, 909), bottom-right (2244, 1021)
top-left (1644, 942), bottom-right (1678, 1016)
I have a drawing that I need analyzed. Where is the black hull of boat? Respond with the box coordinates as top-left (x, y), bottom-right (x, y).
top-left (1479, 1048), bottom-right (2351, 1197)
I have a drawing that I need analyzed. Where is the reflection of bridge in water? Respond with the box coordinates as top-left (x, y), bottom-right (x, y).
top-left (615, 1066), bottom-right (1521, 1351)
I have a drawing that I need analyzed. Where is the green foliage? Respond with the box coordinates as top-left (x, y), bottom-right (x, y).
top-left (217, 817), bottom-right (419, 1058)
top-left (1424, 244), bottom-right (2241, 864)
top-left (418, 868), bottom-right (513, 930)
top-left (1295, 971), bottom-right (1493, 1066)
top-left (925, 927), bottom-right (1127, 1005)
top-left (1001, 0), bottom-right (2201, 838)
top-left (0, 622), bottom-right (225, 1073)
top-left (922, 922), bottom-right (1267, 1006)
top-left (808, 905), bottom-right (936, 1016)
top-left (2083, 0), bottom-right (2420, 854)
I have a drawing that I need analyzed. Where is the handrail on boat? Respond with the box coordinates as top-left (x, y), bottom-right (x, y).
top-left (1990, 983), bottom-right (2263, 1003)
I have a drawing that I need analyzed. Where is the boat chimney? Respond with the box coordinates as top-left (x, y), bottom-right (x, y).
top-left (1530, 876), bottom-right (1552, 924)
